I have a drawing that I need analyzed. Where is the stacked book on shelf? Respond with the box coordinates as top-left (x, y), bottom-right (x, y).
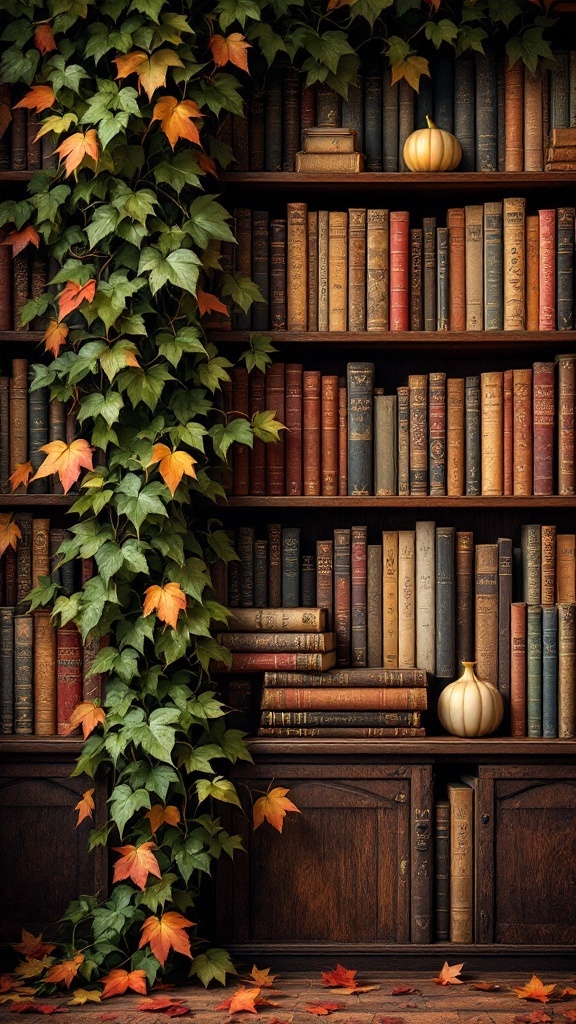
top-left (545, 126), bottom-right (576, 170)
top-left (227, 355), bottom-right (575, 497)
top-left (295, 127), bottom-right (363, 173)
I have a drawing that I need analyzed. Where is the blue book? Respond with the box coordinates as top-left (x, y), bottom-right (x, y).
top-left (542, 606), bottom-right (558, 738)
top-left (527, 605), bottom-right (543, 738)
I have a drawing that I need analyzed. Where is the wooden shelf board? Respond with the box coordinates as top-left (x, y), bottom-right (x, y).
top-left (247, 736), bottom-right (576, 757)
top-left (0, 736), bottom-right (83, 754)
top-left (0, 171), bottom-right (35, 182)
top-left (220, 170), bottom-right (576, 191)
top-left (210, 329), bottom-right (576, 349)
top-left (226, 495), bottom-right (576, 508)
top-left (0, 494), bottom-right (73, 506)
top-left (0, 331), bottom-right (43, 343)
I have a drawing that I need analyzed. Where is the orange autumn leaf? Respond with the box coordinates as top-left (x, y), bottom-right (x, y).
top-left (252, 786), bottom-right (301, 833)
top-left (249, 966), bottom-right (276, 988)
top-left (149, 443), bottom-right (197, 495)
top-left (151, 96), bottom-right (203, 149)
top-left (304, 1003), bottom-right (343, 1016)
top-left (0, 225), bottom-right (40, 257)
top-left (138, 912), bottom-right (194, 968)
top-left (74, 788), bottom-right (95, 827)
top-left (12, 931), bottom-right (56, 961)
top-left (100, 969), bottom-right (147, 999)
top-left (145, 804), bottom-right (181, 834)
top-left (143, 581), bottom-right (187, 629)
top-left (321, 964), bottom-right (357, 989)
top-left (14, 85), bottom-right (56, 113)
top-left (198, 152), bottom-right (217, 177)
top-left (432, 961), bottom-right (464, 986)
top-left (58, 279), bottom-right (96, 319)
top-left (8, 462), bottom-right (32, 493)
top-left (0, 514), bottom-right (21, 556)
top-left (557, 988), bottom-right (576, 1000)
top-left (61, 701), bottom-right (106, 739)
top-left (137, 995), bottom-right (186, 1012)
top-left (31, 439), bottom-right (94, 493)
top-left (34, 24), bottom-right (57, 54)
top-left (390, 985), bottom-right (418, 995)
top-left (197, 289), bottom-right (228, 316)
top-left (112, 841), bottom-right (162, 891)
top-left (209, 33), bottom-right (251, 73)
top-left (56, 129), bottom-right (99, 176)
top-left (215, 986), bottom-right (261, 1015)
top-left (514, 1012), bottom-right (553, 1023)
top-left (113, 50), bottom-right (184, 102)
top-left (470, 981), bottom-right (501, 991)
top-left (44, 954), bottom-right (84, 988)
top-left (513, 976), bottom-right (557, 1004)
top-left (44, 320), bottom-right (69, 357)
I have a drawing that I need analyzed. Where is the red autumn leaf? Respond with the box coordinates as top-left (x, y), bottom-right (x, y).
top-left (56, 129), bottom-right (99, 175)
top-left (74, 788), bottom-right (95, 827)
top-left (57, 279), bottom-right (96, 319)
top-left (432, 961), bottom-right (464, 986)
top-left (8, 462), bottom-right (32, 494)
top-left (112, 841), bottom-right (162, 890)
top-left (304, 1003), bottom-right (343, 1016)
top-left (149, 444), bottom-right (197, 496)
top-left (100, 969), bottom-right (147, 999)
top-left (470, 981), bottom-right (502, 991)
top-left (197, 289), bottom-right (228, 317)
top-left (12, 932), bottom-right (55, 961)
top-left (514, 1012), bottom-right (553, 1023)
top-left (9, 1004), bottom-right (68, 1015)
top-left (44, 321), bottom-right (69, 357)
top-left (14, 85), bottom-right (56, 113)
top-left (563, 1012), bottom-right (576, 1022)
top-left (34, 24), bottom-right (57, 54)
top-left (513, 976), bottom-right (557, 1003)
top-left (138, 912), bottom-right (193, 968)
top-left (137, 995), bottom-right (187, 1012)
top-left (321, 964), bottom-right (357, 989)
top-left (0, 514), bottom-right (21, 556)
top-left (145, 804), bottom-right (181, 834)
top-left (209, 33), bottom-right (251, 73)
top-left (252, 786), bottom-right (301, 833)
top-left (198, 152), bottom-right (217, 177)
top-left (31, 439), bottom-right (94, 493)
top-left (143, 582), bottom-right (187, 630)
top-left (43, 954), bottom-right (84, 988)
top-left (0, 226), bottom-right (40, 257)
top-left (151, 96), bottom-right (203, 149)
top-left (390, 986), bottom-right (418, 995)
top-left (61, 701), bottom-right (105, 739)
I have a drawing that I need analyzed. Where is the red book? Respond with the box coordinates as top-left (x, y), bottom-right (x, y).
top-left (303, 370), bottom-right (321, 496)
top-left (533, 360), bottom-right (555, 495)
top-left (389, 211), bottom-right (410, 331)
top-left (351, 525), bottom-right (367, 667)
top-left (338, 381), bottom-right (347, 496)
top-left (538, 209), bottom-right (556, 330)
top-left (510, 602), bottom-right (527, 737)
top-left (249, 369), bottom-right (266, 496)
top-left (285, 364), bottom-right (303, 495)
top-left (503, 368), bottom-right (513, 496)
top-left (321, 375), bottom-right (338, 496)
top-left (222, 651), bottom-right (337, 672)
top-left (265, 363), bottom-right (285, 495)
top-left (57, 623), bottom-right (83, 735)
top-left (447, 209), bottom-right (466, 332)
top-left (231, 366), bottom-right (250, 495)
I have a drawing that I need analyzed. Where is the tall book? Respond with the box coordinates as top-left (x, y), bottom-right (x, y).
top-left (328, 211), bottom-right (347, 331)
top-left (415, 521), bottom-right (435, 675)
top-left (439, 227), bottom-right (451, 326)
top-left (267, 523), bottom-right (281, 608)
top-left (480, 371), bottom-right (503, 496)
top-left (398, 530), bottom-right (415, 669)
top-left (231, 367), bottom-right (250, 496)
top-left (503, 369), bottom-right (513, 496)
top-left (533, 362), bottom-right (555, 496)
top-left (398, 79), bottom-right (414, 172)
top-left (557, 207), bottom-right (575, 330)
top-left (465, 375), bottom-right (480, 496)
top-left (334, 529), bottom-right (351, 667)
top-left (511, 602), bottom-right (527, 737)
top-left (525, 214), bottom-right (539, 330)
top-left (397, 386), bottom-right (409, 496)
top-left (465, 206), bottom-right (483, 330)
top-left (539, 209), bottom-right (556, 330)
top-left (382, 70), bottom-right (399, 172)
top-left (321, 375), bottom-right (338, 496)
top-left (527, 604), bottom-right (543, 737)
top-left (558, 603), bottom-right (576, 738)
top-left (428, 372), bottom-right (446, 496)
top-left (454, 57), bottom-right (474, 171)
top-left (14, 614), bottom-right (33, 735)
top-left (475, 48), bottom-right (498, 170)
top-left (265, 362), bottom-right (285, 496)
top-left (448, 782), bottom-right (474, 943)
top-left (483, 201), bottom-right (503, 330)
top-left (285, 363), bottom-right (303, 496)
top-left (15, 513), bottom-right (32, 613)
top-left (251, 211), bottom-right (269, 331)
top-left (338, 379), bottom-right (347, 496)
top-left (9, 359), bottom-right (28, 476)
top-left (303, 370), bottom-right (321, 497)
top-left (383, 530), bottom-right (399, 669)
top-left (542, 605), bottom-right (558, 738)
top-left (447, 208), bottom-right (466, 331)
top-left (318, 210), bottom-right (329, 331)
top-left (436, 526), bottom-right (455, 680)
top-left (0, 607), bottom-right (14, 734)
top-left (281, 527), bottom-right (300, 608)
top-left (28, 384), bottom-right (49, 494)
top-left (435, 800), bottom-right (450, 942)
top-left (233, 208), bottom-right (251, 330)
top-left (524, 69), bottom-right (543, 170)
top-left (556, 353), bottom-right (576, 496)
top-left (389, 211), bottom-right (409, 331)
top-left (249, 369), bottom-right (266, 497)
top-left (410, 228), bottom-right (423, 331)
top-left (503, 197), bottom-right (525, 330)
top-left (422, 216), bottom-right (436, 331)
top-left (347, 362), bottom-right (375, 496)
top-left (408, 374), bottom-right (428, 496)
top-left (351, 526), bottom-right (367, 668)
top-left (307, 211), bottom-right (318, 332)
top-left (270, 218), bottom-right (286, 329)
top-left (475, 543), bottom-right (498, 685)
top-left (512, 368), bottom-right (532, 496)
top-left (367, 545), bottom-right (382, 669)
top-left (556, 534), bottom-right (576, 603)
top-left (366, 209), bottom-right (389, 331)
top-left (522, 523), bottom-right (541, 606)
top-left (364, 65), bottom-right (382, 171)
top-left (286, 202), bottom-right (308, 330)
top-left (237, 526), bottom-right (254, 608)
top-left (541, 524), bottom-right (556, 607)
top-left (455, 531), bottom-right (474, 668)
top-left (374, 392), bottom-right (397, 496)
top-left (348, 208), bottom-right (366, 330)
top-left (254, 539), bottom-right (268, 608)
top-left (504, 56), bottom-right (523, 171)
top-left (498, 538), bottom-right (513, 722)
top-left (33, 609), bottom-right (56, 736)
top-left (446, 378), bottom-right (464, 496)
top-left (316, 540), bottom-right (333, 632)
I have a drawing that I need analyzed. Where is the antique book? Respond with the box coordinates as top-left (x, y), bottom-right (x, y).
top-left (465, 375), bottom-right (480, 496)
top-left (281, 527), bottom-right (300, 607)
top-left (436, 526), bottom-right (455, 680)
top-left (33, 609), bottom-right (56, 736)
top-left (237, 526), bottom-right (254, 608)
top-left (263, 667), bottom-right (428, 687)
top-left (382, 69), bottom-right (399, 172)
top-left (0, 376), bottom-right (9, 492)
top-left (225, 651), bottom-right (337, 672)
top-left (556, 353), bottom-right (576, 495)
top-left (389, 210), bottom-right (410, 331)
top-left (228, 606), bottom-right (326, 632)
top-left (338, 379), bottom-right (347, 496)
top-left (475, 49), bottom-right (498, 170)
top-left (347, 208), bottom-right (366, 330)
top-left (558, 602), bottom-right (576, 738)
top-left (285, 363), bottom-right (303, 496)
top-left (465, 205), bottom-right (483, 330)
top-left (367, 545), bottom-right (383, 669)
top-left (480, 371), bottom-right (503, 495)
top-left (366, 209), bottom-right (389, 331)
top-left (303, 127), bottom-right (357, 153)
top-left (9, 358), bottom-right (28, 475)
top-left (524, 68), bottom-right (543, 170)
top-left (14, 614), bottom-right (33, 735)
top-left (557, 206), bottom-right (575, 329)
top-left (504, 56), bottom-right (523, 171)
top-left (383, 530), bottom-right (399, 669)
top-left (303, 369), bottom-right (321, 496)
top-left (434, 56), bottom-right (453, 130)
top-left (286, 202), bottom-right (308, 330)
top-left (321, 375), bottom-right (338, 496)
top-left (342, 78), bottom-right (363, 151)
top-left (416, 521), bottom-right (435, 675)
top-left (511, 602), bottom-right (527, 737)
top-left (437, 226), bottom-right (449, 330)
top-left (261, 688), bottom-right (427, 710)
top-left (398, 78), bottom-right (414, 171)
top-left (259, 726), bottom-right (426, 737)
top-left (374, 392), bottom-right (397, 496)
top-left (334, 528), bottom-right (351, 667)
top-left (318, 209), bottom-right (329, 331)
top-left (398, 530), bottom-right (415, 669)
top-left (483, 200), bottom-right (503, 330)
top-left (316, 540), bottom-right (333, 633)
top-left (556, 534), bottom-right (576, 603)
top-left (364, 63), bottom-right (383, 163)
top-left (15, 513), bottom-right (32, 613)
top-left (249, 369), bottom-right (266, 497)
top-left (542, 605), bottom-right (558, 738)
top-left (351, 525), bottom-right (367, 668)
top-left (428, 372), bottom-right (447, 498)
top-left (282, 67), bottom-right (299, 170)
top-left (265, 362), bottom-right (285, 496)
top-left (28, 384), bottom-right (49, 494)
top-left (232, 112), bottom-right (249, 172)
top-left (541, 524), bottom-right (557, 607)
top-left (0, 607), bottom-right (14, 734)
top-left (550, 49), bottom-right (570, 128)
top-left (448, 782), bottom-right (474, 943)
top-left (301, 554), bottom-right (316, 608)
top-left (347, 362), bottom-right (375, 496)
top-left (503, 369), bottom-right (513, 496)
top-left (527, 604), bottom-right (543, 737)
top-left (539, 209), bottom-right (556, 330)
top-left (446, 379), bottom-right (464, 496)
top-left (410, 228), bottom-right (423, 331)
top-left (294, 152), bottom-right (364, 172)
top-left (525, 214), bottom-right (539, 330)
top-left (260, 710), bottom-right (422, 728)
top-left (454, 56), bottom-right (474, 170)
top-left (513, 368), bottom-right (533, 496)
top-left (435, 800), bottom-right (450, 942)
top-left (498, 537), bottom-right (513, 719)
top-left (455, 531), bottom-right (474, 667)
top-left (447, 208), bottom-right (466, 331)
top-left (533, 361), bottom-right (555, 496)
top-left (56, 622), bottom-right (83, 736)
top-left (522, 523), bottom-right (541, 605)
top-left (253, 540), bottom-right (268, 608)
top-left (251, 210), bottom-right (269, 331)
top-left (32, 518), bottom-right (50, 590)
top-left (250, 94), bottom-right (264, 171)
top-left (397, 386), bottom-right (410, 496)
top-left (307, 211), bottom-right (318, 332)
top-left (328, 211), bottom-right (348, 330)
top-left (503, 197), bottom-right (525, 329)
top-left (422, 216), bottom-right (437, 332)
top-left (408, 374), bottom-right (428, 495)
top-left (267, 524), bottom-right (282, 608)
top-left (475, 543), bottom-right (499, 684)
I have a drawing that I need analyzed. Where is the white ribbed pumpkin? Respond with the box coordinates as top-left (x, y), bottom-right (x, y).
top-left (403, 116), bottom-right (462, 172)
top-left (438, 661), bottom-right (504, 738)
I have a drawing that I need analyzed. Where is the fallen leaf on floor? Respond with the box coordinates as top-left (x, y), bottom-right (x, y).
top-left (321, 965), bottom-right (358, 989)
top-left (68, 989), bottom-right (101, 1005)
top-left (304, 1002), bottom-right (343, 1015)
top-left (389, 986), bottom-right (419, 995)
top-left (563, 1012), bottom-right (576, 1022)
top-left (469, 981), bottom-right (502, 991)
top-left (9, 1005), bottom-right (69, 1015)
top-left (376, 1016), bottom-right (405, 1024)
top-left (432, 961), bottom-right (464, 986)
top-left (137, 995), bottom-right (189, 1014)
top-left (215, 986), bottom-right (261, 1014)
top-left (513, 1011), bottom-right (553, 1023)
top-left (554, 988), bottom-right (576, 1001)
top-left (513, 976), bottom-right (557, 1003)
top-left (249, 966), bottom-right (277, 988)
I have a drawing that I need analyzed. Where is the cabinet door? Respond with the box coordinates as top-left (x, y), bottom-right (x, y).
top-left (0, 762), bottom-right (107, 942)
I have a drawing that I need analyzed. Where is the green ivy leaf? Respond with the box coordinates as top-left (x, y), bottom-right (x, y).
top-left (195, 775), bottom-right (242, 808)
top-left (138, 247), bottom-right (202, 295)
top-left (189, 948), bottom-right (236, 987)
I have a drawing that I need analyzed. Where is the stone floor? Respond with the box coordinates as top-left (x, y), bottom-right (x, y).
top-left (1, 970), bottom-right (575, 1024)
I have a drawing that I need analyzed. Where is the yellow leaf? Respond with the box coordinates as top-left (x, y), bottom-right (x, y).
top-left (209, 33), bottom-right (251, 73)
top-left (14, 958), bottom-right (54, 978)
top-left (0, 514), bottom-right (21, 556)
top-left (31, 438), bottom-right (94, 493)
top-left (68, 988), bottom-right (102, 1005)
top-left (34, 112), bottom-right (78, 141)
top-left (113, 49), bottom-right (184, 102)
top-left (142, 582), bottom-right (187, 630)
top-left (512, 975), bottom-right (557, 1003)
top-left (390, 54), bottom-right (430, 92)
top-left (55, 129), bottom-right (99, 176)
top-left (253, 787), bottom-right (300, 833)
top-left (149, 443), bottom-right (197, 495)
top-left (151, 96), bottom-right (203, 149)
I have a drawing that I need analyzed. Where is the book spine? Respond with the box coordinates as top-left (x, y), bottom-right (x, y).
top-left (447, 208), bottom-right (466, 331)
top-left (382, 70), bottom-right (399, 172)
top-left (480, 371), bottom-right (503, 496)
top-left (504, 57), bottom-right (524, 171)
top-left (527, 604), bottom-right (543, 737)
top-left (557, 206), bottom-right (575, 330)
top-left (551, 50), bottom-right (570, 128)
top-left (513, 368), bottom-right (533, 496)
top-left (448, 784), bottom-right (473, 943)
top-left (265, 362), bottom-right (285, 496)
top-left (557, 353), bottom-right (576, 495)
top-left (303, 369), bottom-right (321, 496)
top-left (231, 366), bottom-right (250, 496)
top-left (251, 210), bottom-right (269, 331)
top-left (511, 602), bottom-right (527, 736)
top-left (522, 523), bottom-right (541, 605)
top-left (475, 543), bottom-right (499, 684)
top-left (503, 368), bottom-right (513, 495)
top-left (270, 219), bottom-right (286, 329)
top-left (556, 534), bottom-right (576, 603)
top-left (328, 210), bottom-right (348, 331)
top-left (364, 65), bottom-right (382, 171)
top-left (285, 363), bottom-right (303, 497)
top-left (422, 216), bottom-right (437, 332)
top-left (416, 521), bottom-right (435, 676)
top-left (230, 606), bottom-right (327, 633)
top-left (14, 614), bottom-right (33, 735)
top-left (410, 228), bottom-right (423, 331)
top-left (541, 524), bottom-right (557, 607)
top-left (542, 604), bottom-right (558, 738)
top-left (28, 384), bottom-right (49, 494)
top-left (260, 710), bottom-right (421, 727)
top-left (539, 209), bottom-right (556, 330)
top-left (374, 393), bottom-right (397, 495)
top-left (398, 78), bottom-right (414, 172)
top-left (428, 371), bottom-right (446, 496)
top-left (237, 526), bottom-right (254, 608)
top-left (307, 211), bottom-right (318, 332)
top-left (261, 687), bottom-right (427, 711)
top-left (0, 608), bottom-right (14, 734)
top-left (465, 205), bottom-right (484, 330)
top-left (558, 602), bottom-right (576, 737)
top-left (455, 531), bottom-right (474, 668)
top-left (32, 518), bottom-right (50, 591)
top-left (436, 226), bottom-right (449, 330)
top-left (383, 530), bottom-right (399, 669)
top-left (366, 209), bottom-right (389, 331)
top-left (0, 377), bottom-right (9, 492)
top-left (398, 530), bottom-right (415, 669)
top-left (321, 375), bottom-right (339, 496)
top-left (15, 513), bottom-right (32, 614)
top-left (249, 369), bottom-right (266, 497)
top-left (267, 524), bottom-right (282, 608)
top-left (232, 110), bottom-right (249, 172)
top-left (408, 374), bottom-right (428, 496)
top-left (498, 537), bottom-right (513, 721)
top-left (300, 82), bottom-right (315, 132)
top-left (347, 208), bottom-right (366, 331)
top-left (475, 49), bottom-right (498, 170)
top-left (264, 667), bottom-right (428, 687)
top-left (338, 380), bottom-right (347, 496)
top-left (571, 49), bottom-right (576, 127)
top-left (0, 249), bottom-right (10, 331)
top-left (11, 108), bottom-right (26, 169)
top-left (465, 375), bottom-right (481, 496)
top-left (33, 609), bottom-right (56, 736)
top-left (252, 541), bottom-right (269, 609)
top-left (497, 54), bottom-right (506, 173)
top-left (524, 69), bottom-right (543, 170)
top-left (282, 67), bottom-right (300, 171)
top-left (436, 526), bottom-right (455, 680)
top-left (367, 544), bottom-right (383, 669)
top-left (503, 196), bottom-right (526, 329)
top-left (10, 358), bottom-right (28, 474)
top-left (389, 211), bottom-right (409, 331)
top-left (533, 361), bottom-right (555, 496)
top-left (300, 555), bottom-right (316, 608)
top-left (281, 527), bottom-right (300, 608)
top-left (286, 202), bottom-right (308, 330)
top-left (317, 209), bottom-right (329, 332)
top-left (435, 801), bottom-right (450, 942)
top-left (347, 362), bottom-right (374, 496)
top-left (483, 201), bottom-right (503, 330)
top-left (525, 214), bottom-right (539, 331)
top-left (334, 528), bottom-right (351, 667)
top-left (350, 526), bottom-right (367, 668)
top-left (56, 622), bottom-right (84, 736)
top-left (316, 540), bottom-right (334, 631)
top-left (259, 727), bottom-right (426, 737)
top-left (341, 74), bottom-right (363, 152)
top-left (316, 83), bottom-right (340, 126)
top-left (454, 56), bottom-right (475, 170)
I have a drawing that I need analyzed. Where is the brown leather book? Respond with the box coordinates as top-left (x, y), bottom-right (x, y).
top-left (316, 540), bottom-right (334, 631)
top-left (558, 603), bottom-right (576, 738)
top-left (261, 687), bottom-right (427, 710)
top-left (223, 651), bottom-right (337, 672)
top-left (249, 369), bottom-right (266, 496)
top-left (398, 530), bottom-right (415, 669)
top-left (348, 208), bottom-right (366, 330)
top-left (258, 726), bottom-right (426, 737)
top-left (270, 218), bottom-right (286, 330)
top-left (545, 161), bottom-right (576, 170)
top-left (408, 374), bottom-right (428, 496)
top-left (503, 197), bottom-right (526, 329)
top-left (285, 364), bottom-right (303, 497)
top-left (287, 202), bottom-right (308, 330)
top-left (456, 531), bottom-right (474, 667)
top-left (512, 368), bottom-right (533, 496)
top-left (263, 667), bottom-right (427, 687)
top-left (397, 385), bottom-right (409, 496)
top-left (32, 518), bottom-right (50, 590)
top-left (367, 544), bottom-right (383, 668)
top-left (480, 371), bottom-right (503, 495)
top-left (232, 112), bottom-right (249, 172)
top-left (556, 534), bottom-right (576, 603)
top-left (0, 249), bottom-right (12, 331)
top-left (525, 214), bottom-right (539, 330)
top-left (231, 366), bottom-right (250, 496)
top-left (475, 543), bottom-right (499, 684)
top-left (389, 211), bottom-right (409, 331)
top-left (446, 378), bottom-right (464, 496)
top-left (383, 530), bottom-right (399, 668)
top-left (15, 513), bottom-right (32, 614)
top-left (366, 209), bottom-right (389, 331)
top-left (307, 211), bottom-right (318, 332)
top-left (34, 610), bottom-right (57, 736)
top-left (429, 372), bottom-right (446, 496)
top-left (538, 209), bottom-right (556, 330)
top-left (300, 83), bottom-right (315, 133)
top-left (317, 210), bottom-right (329, 331)
top-left (294, 151), bottom-right (364, 171)
top-left (556, 353), bottom-right (576, 495)
top-left (447, 208), bottom-right (466, 332)
top-left (250, 92), bottom-right (264, 172)
top-left (10, 358), bottom-right (28, 476)
top-left (321, 375), bottom-right (338, 496)
top-left (532, 361), bottom-right (555, 496)
top-left (510, 602), bottom-right (527, 736)
top-left (57, 622), bottom-right (83, 735)
top-left (465, 205), bottom-right (483, 330)
top-left (504, 57), bottom-right (524, 171)
top-left (328, 211), bottom-right (348, 330)
top-left (541, 524), bottom-right (556, 606)
top-left (303, 370), bottom-right (321, 496)
top-left (13, 253), bottom-right (29, 330)
top-left (228, 605), bottom-right (327, 632)
top-left (503, 368), bottom-right (513, 496)
top-left (410, 228), bottom-right (423, 331)
top-left (374, 391), bottom-right (397, 495)
top-left (334, 528), bottom-right (351, 667)
top-left (524, 69), bottom-right (543, 170)
top-left (265, 363), bottom-right (285, 496)
top-left (448, 782), bottom-right (473, 943)
top-left (224, 632), bottom-right (334, 653)
top-left (338, 380), bottom-right (347, 496)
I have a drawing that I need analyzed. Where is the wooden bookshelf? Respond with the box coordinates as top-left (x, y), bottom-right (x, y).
top-left (210, 328), bottom-right (576, 350)
top-left (0, 736), bottom-right (84, 754)
top-left (226, 495), bottom-right (576, 508)
top-left (220, 170), bottom-right (576, 193)
top-left (247, 736), bottom-right (576, 757)
top-left (0, 494), bottom-right (73, 507)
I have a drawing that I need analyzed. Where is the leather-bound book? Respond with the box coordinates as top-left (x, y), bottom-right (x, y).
top-left (436, 227), bottom-right (449, 330)
top-left (321, 375), bottom-right (338, 496)
top-left (15, 513), bottom-right (32, 614)
top-left (558, 602), bottom-right (576, 737)
top-left (33, 610), bottom-right (56, 736)
top-left (513, 368), bottom-right (533, 496)
top-left (0, 376), bottom-right (9, 492)
top-left (5, 547), bottom-right (16, 609)
top-left (475, 543), bottom-right (498, 685)
top-left (435, 801), bottom-right (450, 942)
top-left (398, 530), bottom-right (415, 669)
top-left (281, 527), bottom-right (300, 608)
top-left (542, 605), bottom-right (558, 738)
top-left (14, 614), bottom-right (33, 735)
top-left (480, 371), bottom-right (503, 496)
top-left (422, 217), bottom-right (437, 332)
top-left (259, 726), bottom-right (425, 737)
top-left (253, 539), bottom-right (268, 608)
top-left (30, 252), bottom-right (46, 329)
top-left (265, 362), bottom-right (285, 496)
top-left (434, 57), bottom-right (453, 131)
top-left (464, 205), bottom-right (483, 330)
top-left (524, 69), bottom-right (543, 170)
top-left (462, 382), bottom-right (478, 500)
top-left (268, 523), bottom-right (282, 608)
top-left (231, 366), bottom-right (250, 496)
top-left (557, 207), bottom-right (575, 330)
top-left (504, 57), bottom-right (524, 171)
top-left (342, 74), bottom-right (363, 152)
top-left (475, 48), bottom-right (498, 170)
top-left (389, 211), bottom-right (410, 331)
top-left (303, 369), bottom-right (321, 496)
top-left (250, 92), bottom-right (264, 172)
top-left (454, 56), bottom-right (475, 170)
top-left (521, 523), bottom-right (541, 605)
top-left (382, 69), bottom-right (399, 172)
top-left (556, 534), bottom-right (576, 603)
top-left (227, 552), bottom-right (240, 609)
top-left (447, 208), bottom-right (466, 332)
top-left (316, 83), bottom-right (340, 126)
top-left (251, 210), bottom-right (269, 331)
top-left (498, 537), bottom-right (513, 720)
top-left (398, 78), bottom-right (414, 171)
top-left (455, 531), bottom-right (474, 667)
top-left (397, 385), bottom-right (410, 496)
top-left (13, 253), bottom-right (28, 329)
top-left (237, 526), bottom-right (254, 608)
top-left (57, 622), bottom-right (82, 735)
top-left (232, 110), bottom-right (249, 172)
top-left (229, 606), bottom-right (326, 633)
top-left (429, 372), bottom-right (446, 496)
top-left (232, 208), bottom-right (251, 330)
top-left (532, 361), bottom-right (555, 496)
top-left (286, 202), bottom-right (308, 330)
top-left (249, 369), bottom-right (266, 497)
top-left (32, 518), bottom-right (50, 591)
top-left (300, 82), bottom-right (315, 132)
top-left (366, 209), bottom-right (389, 331)
top-left (556, 353), bottom-right (576, 495)
top-left (483, 201), bottom-right (503, 330)
top-left (338, 380), bottom-right (347, 496)
top-left (285, 363), bottom-right (303, 496)
top-left (510, 602), bottom-right (527, 736)
top-left (550, 50), bottom-right (570, 128)
top-left (0, 608), bottom-right (14, 734)
top-left (261, 709), bottom-right (421, 729)
top-left (383, 530), bottom-right (399, 669)
top-left (503, 369), bottom-right (513, 496)
top-left (316, 540), bottom-right (334, 631)
top-left (318, 210), bottom-right (329, 331)
top-left (264, 667), bottom-right (427, 687)
top-left (307, 211), bottom-right (318, 332)
top-left (436, 526), bottom-right (455, 680)
top-left (416, 67), bottom-right (432, 129)
top-left (541, 524), bottom-right (556, 607)
top-left (294, 153), bottom-right (365, 174)
top-left (448, 782), bottom-right (473, 943)
top-left (270, 219), bottom-right (286, 330)
top-left (347, 362), bottom-right (374, 496)
top-left (348, 208), bottom-right (366, 330)
top-left (571, 50), bottom-right (576, 127)
top-left (497, 55), bottom-right (506, 172)
top-left (525, 214), bottom-right (539, 331)
top-left (408, 373), bottom-right (428, 496)
top-left (364, 64), bottom-right (382, 171)
top-left (328, 211), bottom-right (347, 331)
top-left (539, 209), bottom-right (556, 330)
top-left (11, 107), bottom-right (26, 169)
top-left (351, 525), bottom-right (367, 668)
top-left (301, 554), bottom-right (316, 608)
top-left (0, 250), bottom-right (11, 332)
top-left (334, 528), bottom-right (351, 667)
top-left (374, 392), bottom-right (397, 496)
top-left (282, 67), bottom-right (300, 171)
top-left (503, 197), bottom-right (525, 330)
top-left (416, 521), bottom-right (435, 675)
top-left (10, 358), bottom-right (28, 475)
top-left (261, 687), bottom-right (426, 711)
top-left (527, 604), bottom-right (543, 737)
top-left (410, 228), bottom-right (423, 331)
top-left (367, 544), bottom-right (383, 668)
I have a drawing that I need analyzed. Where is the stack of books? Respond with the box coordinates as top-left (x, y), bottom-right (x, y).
top-left (219, 606), bottom-right (335, 673)
top-left (295, 127), bottom-right (363, 173)
top-left (545, 126), bottom-right (576, 169)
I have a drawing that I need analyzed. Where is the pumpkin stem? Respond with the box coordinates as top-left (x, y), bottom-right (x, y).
top-left (425, 115), bottom-right (437, 129)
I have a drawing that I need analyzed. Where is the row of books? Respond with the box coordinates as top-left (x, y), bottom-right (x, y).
top-left (227, 356), bottom-right (576, 498)
top-left (218, 522), bottom-right (576, 737)
top-left (0, 248), bottom-right (48, 332)
top-left (0, 516), bottom-right (81, 612)
top-left (222, 51), bottom-right (576, 173)
top-left (227, 201), bottom-right (576, 333)
top-left (0, 87), bottom-right (54, 172)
